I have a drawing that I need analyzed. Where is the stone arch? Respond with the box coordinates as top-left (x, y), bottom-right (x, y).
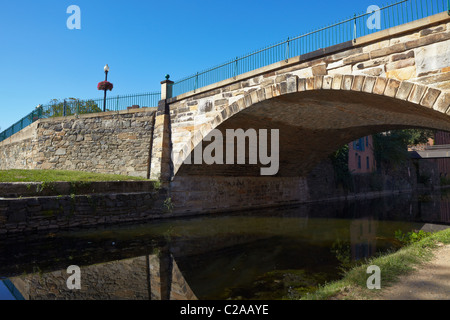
top-left (172, 74), bottom-right (450, 178)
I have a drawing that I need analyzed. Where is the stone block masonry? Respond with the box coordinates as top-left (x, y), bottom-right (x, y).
top-left (0, 187), bottom-right (171, 235)
top-left (0, 108), bottom-right (158, 178)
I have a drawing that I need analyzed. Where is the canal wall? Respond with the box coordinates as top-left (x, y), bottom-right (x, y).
top-left (0, 108), bottom-right (157, 178)
top-left (0, 181), bottom-right (173, 235)
top-left (0, 145), bottom-right (443, 235)
top-left (306, 156), bottom-right (441, 202)
top-left (0, 156), bottom-right (443, 235)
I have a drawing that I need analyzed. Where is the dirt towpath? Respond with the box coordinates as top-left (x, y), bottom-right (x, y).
top-left (374, 244), bottom-right (450, 300)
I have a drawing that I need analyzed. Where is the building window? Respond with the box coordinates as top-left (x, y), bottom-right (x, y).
top-left (366, 156), bottom-right (370, 169)
top-left (358, 156), bottom-right (361, 169)
top-left (366, 136), bottom-right (369, 147)
top-left (354, 138), bottom-right (365, 152)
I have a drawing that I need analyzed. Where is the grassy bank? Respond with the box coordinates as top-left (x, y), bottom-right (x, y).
top-left (304, 227), bottom-right (450, 300)
top-left (0, 169), bottom-right (147, 182)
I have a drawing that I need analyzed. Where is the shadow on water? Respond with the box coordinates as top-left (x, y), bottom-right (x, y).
top-left (0, 190), bottom-right (449, 300)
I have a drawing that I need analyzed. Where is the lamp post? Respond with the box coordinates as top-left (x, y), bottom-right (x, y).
top-left (103, 64), bottom-right (109, 112)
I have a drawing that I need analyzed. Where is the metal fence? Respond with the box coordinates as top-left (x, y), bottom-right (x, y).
top-left (0, 92), bottom-right (160, 142)
top-left (171, 0), bottom-right (449, 96)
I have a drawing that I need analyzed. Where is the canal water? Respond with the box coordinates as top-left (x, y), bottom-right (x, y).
top-left (0, 190), bottom-right (449, 300)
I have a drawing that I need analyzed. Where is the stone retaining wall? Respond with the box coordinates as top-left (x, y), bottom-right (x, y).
top-left (0, 181), bottom-right (157, 198)
top-left (0, 189), bottom-right (170, 235)
top-left (0, 108), bottom-right (157, 178)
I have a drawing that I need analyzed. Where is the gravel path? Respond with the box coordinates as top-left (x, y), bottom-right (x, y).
top-left (375, 244), bottom-right (450, 300)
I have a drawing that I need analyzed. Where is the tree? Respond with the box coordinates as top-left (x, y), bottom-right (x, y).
top-left (41, 98), bottom-right (102, 118)
top-left (373, 129), bottom-right (435, 172)
top-left (329, 144), bottom-right (353, 191)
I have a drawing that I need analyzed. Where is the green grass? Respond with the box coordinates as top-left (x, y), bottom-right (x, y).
top-left (0, 169), bottom-right (147, 182)
top-left (303, 227), bottom-right (450, 300)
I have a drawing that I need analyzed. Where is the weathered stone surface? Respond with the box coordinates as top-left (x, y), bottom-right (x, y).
top-left (343, 53), bottom-right (370, 65)
top-left (331, 74), bottom-right (343, 90)
top-left (354, 66), bottom-right (385, 77)
top-left (395, 81), bottom-right (414, 101)
top-left (370, 43), bottom-right (406, 59)
top-left (342, 75), bottom-right (354, 91)
top-left (386, 66), bottom-right (416, 81)
top-left (386, 58), bottom-right (415, 71)
top-left (362, 76), bottom-right (377, 93)
top-left (420, 88), bottom-right (442, 108)
top-left (373, 77), bottom-right (388, 95)
top-left (408, 84), bottom-right (428, 104)
top-left (322, 76), bottom-right (333, 90)
top-left (415, 40), bottom-right (450, 75)
top-left (391, 50), bottom-right (415, 62)
top-left (435, 92), bottom-right (450, 113)
top-left (384, 79), bottom-right (401, 97)
top-left (351, 75), bottom-right (365, 91)
top-left (311, 64), bottom-right (327, 76)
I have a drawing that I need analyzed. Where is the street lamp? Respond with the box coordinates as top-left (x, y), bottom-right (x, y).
top-left (103, 64), bottom-right (109, 112)
top-left (97, 64), bottom-right (113, 112)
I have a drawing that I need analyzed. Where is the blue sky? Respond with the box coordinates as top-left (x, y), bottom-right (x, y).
top-left (0, 0), bottom-right (395, 131)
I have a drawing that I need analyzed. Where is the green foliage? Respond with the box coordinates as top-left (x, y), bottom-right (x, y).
top-left (163, 197), bottom-right (174, 213)
top-left (331, 239), bottom-right (355, 272)
top-left (152, 180), bottom-right (162, 190)
top-left (329, 145), bottom-right (353, 191)
top-left (373, 129), bottom-right (434, 172)
top-left (440, 177), bottom-right (450, 186)
top-left (306, 228), bottom-right (450, 300)
top-left (394, 229), bottom-right (432, 246)
top-left (0, 169), bottom-right (146, 182)
top-left (403, 129), bottom-right (435, 146)
top-left (43, 98), bottom-right (102, 118)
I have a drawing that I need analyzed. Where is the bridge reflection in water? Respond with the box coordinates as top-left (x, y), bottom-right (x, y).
top-left (1, 191), bottom-right (449, 300)
top-left (8, 247), bottom-right (196, 300)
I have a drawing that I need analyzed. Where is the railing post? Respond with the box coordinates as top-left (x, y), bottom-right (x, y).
top-left (285, 37), bottom-right (290, 62)
top-left (160, 74), bottom-right (174, 100)
top-left (194, 72), bottom-right (199, 92)
top-left (353, 13), bottom-right (357, 43)
top-left (63, 100), bottom-right (67, 117)
top-left (37, 104), bottom-right (43, 119)
top-left (234, 57), bottom-right (238, 79)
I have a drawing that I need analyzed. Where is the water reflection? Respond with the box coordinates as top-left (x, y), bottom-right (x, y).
top-left (350, 218), bottom-right (377, 261)
top-left (0, 190), bottom-right (449, 300)
top-left (7, 247), bottom-right (196, 300)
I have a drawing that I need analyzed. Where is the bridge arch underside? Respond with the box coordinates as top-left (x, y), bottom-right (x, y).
top-left (170, 89), bottom-right (450, 213)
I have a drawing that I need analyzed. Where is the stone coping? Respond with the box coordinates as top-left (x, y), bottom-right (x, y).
top-left (0, 180), bottom-right (158, 198)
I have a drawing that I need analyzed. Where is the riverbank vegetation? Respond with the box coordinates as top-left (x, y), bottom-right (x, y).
top-left (303, 227), bottom-right (450, 300)
top-left (0, 169), bottom-right (146, 182)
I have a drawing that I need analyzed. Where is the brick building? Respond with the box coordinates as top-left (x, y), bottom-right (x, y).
top-left (348, 136), bottom-right (377, 174)
top-left (433, 131), bottom-right (450, 178)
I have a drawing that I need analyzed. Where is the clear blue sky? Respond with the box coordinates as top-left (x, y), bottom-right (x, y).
top-left (0, 0), bottom-right (389, 131)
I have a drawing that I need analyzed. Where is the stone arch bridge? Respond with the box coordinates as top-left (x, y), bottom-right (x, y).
top-left (1, 12), bottom-right (450, 214)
